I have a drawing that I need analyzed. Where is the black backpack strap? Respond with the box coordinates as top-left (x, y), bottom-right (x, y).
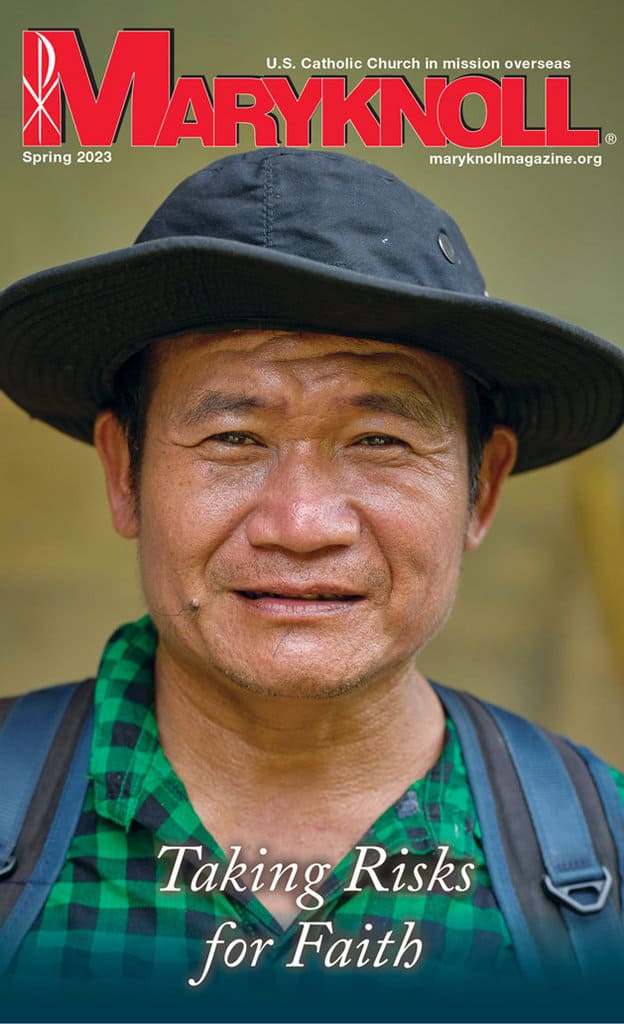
top-left (0, 679), bottom-right (95, 973)
top-left (432, 682), bottom-right (624, 979)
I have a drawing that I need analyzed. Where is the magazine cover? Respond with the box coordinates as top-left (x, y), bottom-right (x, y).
top-left (1, 1), bottom-right (623, 1021)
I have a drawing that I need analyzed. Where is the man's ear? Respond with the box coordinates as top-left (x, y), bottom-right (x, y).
top-left (94, 410), bottom-right (139, 539)
top-left (464, 426), bottom-right (518, 551)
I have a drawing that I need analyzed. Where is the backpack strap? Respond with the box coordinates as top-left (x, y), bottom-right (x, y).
top-left (0, 683), bottom-right (78, 876)
top-left (432, 683), bottom-right (545, 977)
top-left (572, 740), bottom-right (624, 910)
top-left (432, 682), bottom-right (624, 979)
top-left (0, 679), bottom-right (95, 973)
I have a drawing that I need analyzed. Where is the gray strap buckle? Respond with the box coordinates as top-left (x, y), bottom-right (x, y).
top-left (0, 853), bottom-right (16, 879)
top-left (544, 866), bottom-right (612, 914)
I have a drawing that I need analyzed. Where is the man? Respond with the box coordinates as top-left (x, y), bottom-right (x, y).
top-left (1, 149), bottom-right (623, 1015)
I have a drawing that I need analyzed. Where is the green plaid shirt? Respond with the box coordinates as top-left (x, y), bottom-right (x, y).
top-left (13, 616), bottom-right (622, 987)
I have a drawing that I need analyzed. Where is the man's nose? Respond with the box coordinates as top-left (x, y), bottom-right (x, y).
top-left (244, 449), bottom-right (361, 553)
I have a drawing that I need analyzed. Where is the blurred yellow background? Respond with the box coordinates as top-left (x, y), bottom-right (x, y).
top-left (1, 0), bottom-right (623, 764)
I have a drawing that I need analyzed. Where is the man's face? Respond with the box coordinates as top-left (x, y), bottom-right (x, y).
top-left (97, 331), bottom-right (515, 699)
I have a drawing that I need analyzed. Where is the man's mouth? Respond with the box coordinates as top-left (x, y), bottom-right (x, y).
top-left (238, 591), bottom-right (362, 602)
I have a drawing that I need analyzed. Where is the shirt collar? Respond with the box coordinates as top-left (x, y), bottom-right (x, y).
top-left (90, 615), bottom-right (165, 831)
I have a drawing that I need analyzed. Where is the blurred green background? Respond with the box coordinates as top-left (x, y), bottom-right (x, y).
top-left (1, 0), bottom-right (623, 764)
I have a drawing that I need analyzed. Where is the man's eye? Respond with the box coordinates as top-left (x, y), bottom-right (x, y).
top-left (358, 434), bottom-right (404, 447)
top-left (211, 432), bottom-right (256, 445)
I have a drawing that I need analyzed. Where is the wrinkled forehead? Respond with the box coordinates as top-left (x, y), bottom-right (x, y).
top-left (147, 329), bottom-right (468, 416)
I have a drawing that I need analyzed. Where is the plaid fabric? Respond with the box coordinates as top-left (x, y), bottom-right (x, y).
top-left (12, 616), bottom-right (623, 985)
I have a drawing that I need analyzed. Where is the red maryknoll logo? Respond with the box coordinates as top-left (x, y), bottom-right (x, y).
top-left (22, 29), bottom-right (601, 148)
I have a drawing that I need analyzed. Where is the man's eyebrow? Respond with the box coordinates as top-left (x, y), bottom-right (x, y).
top-left (349, 392), bottom-right (446, 429)
top-left (178, 391), bottom-right (279, 427)
top-left (176, 389), bottom-right (446, 429)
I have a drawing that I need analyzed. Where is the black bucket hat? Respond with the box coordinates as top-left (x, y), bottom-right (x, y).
top-left (1, 147), bottom-right (623, 473)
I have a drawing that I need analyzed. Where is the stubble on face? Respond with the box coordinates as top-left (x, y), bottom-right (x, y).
top-left (132, 330), bottom-right (474, 703)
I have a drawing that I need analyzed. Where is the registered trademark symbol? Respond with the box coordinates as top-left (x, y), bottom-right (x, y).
top-left (605, 132), bottom-right (617, 144)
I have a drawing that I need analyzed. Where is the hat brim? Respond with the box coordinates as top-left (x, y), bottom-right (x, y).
top-left (2, 236), bottom-right (624, 473)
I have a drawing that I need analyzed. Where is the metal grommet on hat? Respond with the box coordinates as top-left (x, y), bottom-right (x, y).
top-left (438, 230), bottom-right (456, 264)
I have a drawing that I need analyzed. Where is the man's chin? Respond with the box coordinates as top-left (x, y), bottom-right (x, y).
top-left (198, 641), bottom-right (382, 699)
top-left (194, 608), bottom-right (389, 699)
top-left (212, 661), bottom-right (374, 701)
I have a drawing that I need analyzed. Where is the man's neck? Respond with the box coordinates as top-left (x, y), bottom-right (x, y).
top-left (154, 649), bottom-right (445, 926)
